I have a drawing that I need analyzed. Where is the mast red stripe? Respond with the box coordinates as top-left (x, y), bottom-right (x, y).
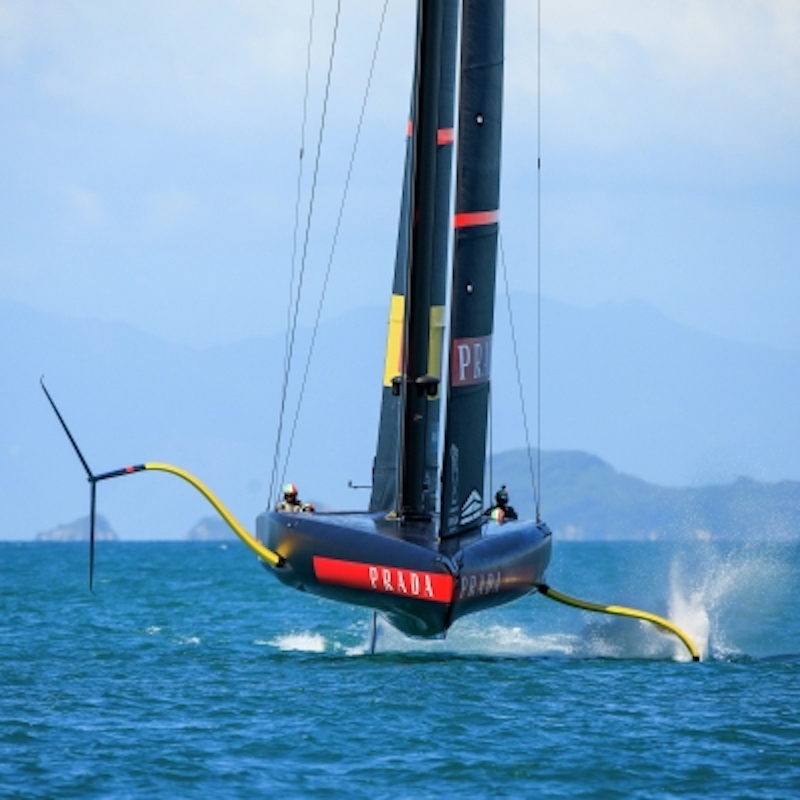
top-left (406, 121), bottom-right (455, 146)
top-left (437, 127), bottom-right (454, 145)
top-left (453, 210), bottom-right (499, 228)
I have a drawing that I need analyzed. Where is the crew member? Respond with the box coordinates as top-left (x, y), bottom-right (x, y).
top-left (275, 483), bottom-right (314, 513)
top-left (484, 485), bottom-right (518, 523)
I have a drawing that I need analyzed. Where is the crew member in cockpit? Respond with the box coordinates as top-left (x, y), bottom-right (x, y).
top-left (484, 485), bottom-right (518, 523)
top-left (275, 483), bottom-right (314, 513)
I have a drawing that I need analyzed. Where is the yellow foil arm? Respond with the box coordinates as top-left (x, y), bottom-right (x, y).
top-left (538, 583), bottom-right (701, 662)
top-left (145, 463), bottom-right (282, 568)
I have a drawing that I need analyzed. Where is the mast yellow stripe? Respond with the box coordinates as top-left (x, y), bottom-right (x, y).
top-left (381, 295), bottom-right (445, 393)
top-left (427, 304), bottom-right (445, 397)
top-left (382, 294), bottom-right (405, 387)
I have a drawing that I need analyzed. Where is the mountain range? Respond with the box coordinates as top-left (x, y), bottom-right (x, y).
top-left (34, 450), bottom-right (800, 542)
top-left (493, 449), bottom-right (799, 541)
top-left (2, 294), bottom-right (798, 540)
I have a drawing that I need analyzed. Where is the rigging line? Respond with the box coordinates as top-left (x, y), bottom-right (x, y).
top-left (499, 233), bottom-right (539, 513)
top-left (271, 0), bottom-right (342, 499)
top-left (270, 0), bottom-right (317, 504)
top-left (280, 0), bottom-right (390, 483)
top-left (487, 383), bottom-right (493, 503)
top-left (536, 0), bottom-right (542, 519)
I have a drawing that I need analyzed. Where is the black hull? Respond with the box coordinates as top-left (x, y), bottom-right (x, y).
top-left (256, 510), bottom-right (551, 638)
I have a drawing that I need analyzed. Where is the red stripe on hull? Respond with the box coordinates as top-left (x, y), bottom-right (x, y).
top-left (313, 556), bottom-right (454, 604)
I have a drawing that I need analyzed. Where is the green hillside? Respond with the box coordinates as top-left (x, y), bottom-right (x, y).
top-left (492, 449), bottom-right (800, 541)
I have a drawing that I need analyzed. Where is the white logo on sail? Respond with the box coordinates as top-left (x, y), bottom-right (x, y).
top-left (459, 488), bottom-right (483, 526)
top-left (448, 444), bottom-right (461, 528)
top-left (450, 335), bottom-right (492, 386)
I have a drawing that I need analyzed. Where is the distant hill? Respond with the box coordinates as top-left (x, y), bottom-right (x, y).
top-left (493, 449), bottom-right (800, 541)
top-left (4, 294), bottom-right (800, 540)
top-left (32, 451), bottom-right (800, 541)
top-left (185, 516), bottom-right (236, 541)
top-left (36, 514), bottom-right (118, 542)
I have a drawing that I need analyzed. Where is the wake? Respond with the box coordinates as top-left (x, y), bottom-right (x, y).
top-left (258, 542), bottom-right (795, 662)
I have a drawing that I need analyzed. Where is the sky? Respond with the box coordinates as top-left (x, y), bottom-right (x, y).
top-left (1, 0), bottom-right (799, 353)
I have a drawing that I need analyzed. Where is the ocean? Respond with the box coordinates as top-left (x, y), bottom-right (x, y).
top-left (2, 538), bottom-right (798, 797)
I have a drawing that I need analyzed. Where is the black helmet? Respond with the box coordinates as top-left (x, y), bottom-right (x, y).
top-left (495, 486), bottom-right (509, 505)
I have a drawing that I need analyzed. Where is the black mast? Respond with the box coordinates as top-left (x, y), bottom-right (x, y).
top-left (370, 0), bottom-right (457, 518)
top-left (440, 0), bottom-right (505, 536)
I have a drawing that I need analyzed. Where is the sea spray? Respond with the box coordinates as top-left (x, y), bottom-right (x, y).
top-left (268, 632), bottom-right (328, 653)
top-left (668, 559), bottom-right (712, 660)
top-left (667, 541), bottom-right (795, 660)
top-left (367, 617), bottom-right (574, 658)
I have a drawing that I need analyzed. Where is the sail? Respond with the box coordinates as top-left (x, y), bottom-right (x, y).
top-left (440, 0), bottom-right (505, 536)
top-left (368, 127), bottom-right (412, 513)
top-left (369, 0), bottom-right (458, 514)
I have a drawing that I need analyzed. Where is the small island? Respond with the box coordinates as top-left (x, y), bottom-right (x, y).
top-left (185, 516), bottom-right (236, 541)
top-left (36, 514), bottom-right (119, 542)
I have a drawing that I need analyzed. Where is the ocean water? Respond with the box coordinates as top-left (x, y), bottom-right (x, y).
top-left (1, 538), bottom-right (798, 798)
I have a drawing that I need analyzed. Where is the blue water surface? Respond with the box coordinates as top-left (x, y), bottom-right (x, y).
top-left (1, 539), bottom-right (798, 797)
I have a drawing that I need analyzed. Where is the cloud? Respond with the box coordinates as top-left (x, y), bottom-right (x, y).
top-left (1, 0), bottom-right (798, 350)
top-left (61, 183), bottom-right (104, 233)
top-left (5, 1), bottom-right (798, 145)
top-left (143, 187), bottom-right (198, 237)
top-left (505, 0), bottom-right (800, 177)
top-left (0, 1), bottom-right (412, 137)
